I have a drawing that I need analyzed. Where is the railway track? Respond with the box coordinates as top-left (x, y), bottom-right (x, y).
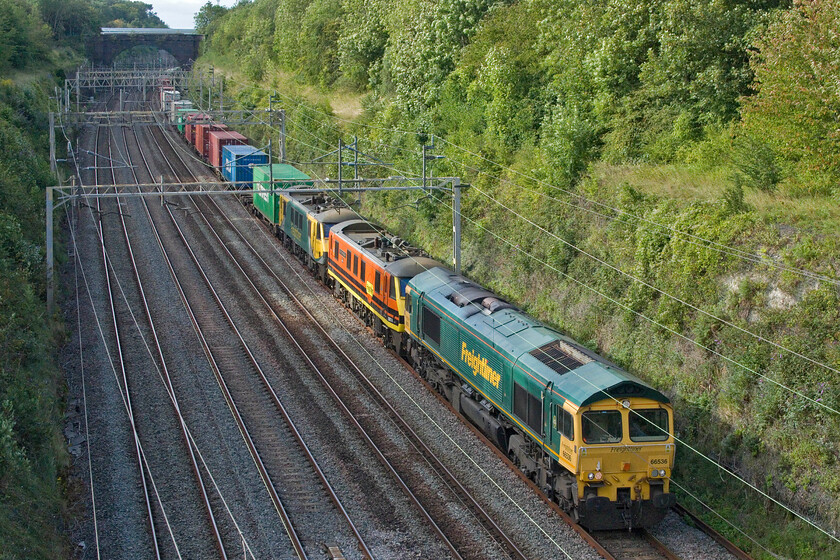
top-left (135, 119), bottom-right (375, 559)
top-left (593, 530), bottom-right (678, 560)
top-left (392, 312), bottom-right (753, 560)
top-left (147, 117), bottom-right (529, 558)
top-left (88, 102), bottom-right (161, 559)
top-left (76, 87), bottom-right (313, 558)
top-left (83, 90), bottom-right (247, 558)
top-left (108, 94), bottom-right (238, 559)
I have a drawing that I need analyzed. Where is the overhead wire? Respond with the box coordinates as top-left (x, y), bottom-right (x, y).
top-left (464, 181), bottom-right (840, 408)
top-left (189, 75), bottom-right (840, 546)
top-left (244, 123), bottom-right (793, 552)
top-left (208, 113), bottom-right (581, 553)
top-left (230, 163), bottom-right (577, 559)
top-left (269, 117), bottom-right (840, 545)
top-left (72, 224), bottom-right (102, 560)
top-left (177, 85), bottom-right (573, 553)
top-left (425, 188), bottom-right (840, 544)
top-left (68, 210), bottom-right (184, 559)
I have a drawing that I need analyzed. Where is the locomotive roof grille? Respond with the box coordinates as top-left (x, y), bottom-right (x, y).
top-left (446, 284), bottom-right (516, 314)
top-left (449, 287), bottom-right (495, 307)
top-left (530, 340), bottom-right (592, 375)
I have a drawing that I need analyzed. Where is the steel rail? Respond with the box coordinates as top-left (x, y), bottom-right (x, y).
top-left (118, 101), bottom-right (229, 559)
top-left (672, 504), bottom-right (754, 560)
top-left (152, 107), bottom-right (667, 560)
top-left (156, 88), bottom-right (753, 560)
top-left (92, 102), bottom-right (161, 560)
top-left (138, 124), bottom-right (310, 560)
top-left (186, 189), bottom-right (462, 560)
top-left (641, 530), bottom-right (681, 560)
top-left (593, 529), bottom-right (676, 560)
top-left (154, 117), bottom-right (465, 557)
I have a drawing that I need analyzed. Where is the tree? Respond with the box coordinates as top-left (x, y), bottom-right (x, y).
top-left (195, 1), bottom-right (230, 33)
top-left (0, 0), bottom-right (50, 69)
top-left (38, 0), bottom-right (100, 41)
top-left (96, 0), bottom-right (167, 28)
top-left (740, 0), bottom-right (840, 194)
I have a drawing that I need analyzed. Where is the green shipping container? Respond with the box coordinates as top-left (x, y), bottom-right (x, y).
top-left (252, 164), bottom-right (314, 225)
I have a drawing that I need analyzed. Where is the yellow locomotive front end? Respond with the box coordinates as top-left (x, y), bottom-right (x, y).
top-left (574, 397), bottom-right (676, 529)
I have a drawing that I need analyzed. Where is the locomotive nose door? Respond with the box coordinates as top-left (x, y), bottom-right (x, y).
top-left (544, 382), bottom-right (553, 446)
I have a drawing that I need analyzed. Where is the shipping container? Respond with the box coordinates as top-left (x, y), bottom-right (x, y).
top-left (162, 89), bottom-right (180, 112)
top-left (208, 130), bottom-right (247, 170)
top-left (221, 145), bottom-right (268, 186)
top-left (252, 164), bottom-right (314, 225)
top-left (159, 86), bottom-right (174, 102)
top-left (194, 123), bottom-right (228, 159)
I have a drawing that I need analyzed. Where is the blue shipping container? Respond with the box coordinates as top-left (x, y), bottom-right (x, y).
top-left (222, 145), bottom-right (269, 187)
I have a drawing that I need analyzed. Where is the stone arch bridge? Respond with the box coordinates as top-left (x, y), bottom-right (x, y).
top-left (86, 28), bottom-right (202, 68)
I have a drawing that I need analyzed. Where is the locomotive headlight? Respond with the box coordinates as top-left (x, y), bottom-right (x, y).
top-left (587, 472), bottom-right (595, 480)
top-left (594, 471), bottom-right (603, 481)
top-left (659, 469), bottom-right (667, 477)
top-left (651, 469), bottom-right (659, 478)
top-left (622, 399), bottom-right (631, 409)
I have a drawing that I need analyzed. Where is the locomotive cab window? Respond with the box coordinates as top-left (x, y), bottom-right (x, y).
top-left (333, 241), bottom-right (338, 258)
top-left (389, 277), bottom-right (397, 300)
top-left (629, 409), bottom-right (669, 442)
top-left (582, 410), bottom-right (622, 444)
top-left (514, 382), bottom-right (543, 435)
top-left (553, 405), bottom-right (574, 440)
top-left (422, 307), bottom-right (440, 345)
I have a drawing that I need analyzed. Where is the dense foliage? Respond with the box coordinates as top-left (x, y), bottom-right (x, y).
top-left (740, 0), bottom-right (840, 195)
top-left (0, 78), bottom-right (67, 559)
top-left (95, 0), bottom-right (167, 28)
top-left (201, 0), bottom-right (840, 557)
top-left (0, 0), bottom-right (51, 71)
top-left (37, 0), bottom-right (165, 44)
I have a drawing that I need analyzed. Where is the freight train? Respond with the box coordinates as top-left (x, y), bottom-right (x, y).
top-left (163, 85), bottom-right (676, 530)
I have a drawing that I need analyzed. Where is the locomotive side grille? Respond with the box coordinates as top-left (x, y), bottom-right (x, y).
top-left (530, 340), bottom-right (591, 375)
